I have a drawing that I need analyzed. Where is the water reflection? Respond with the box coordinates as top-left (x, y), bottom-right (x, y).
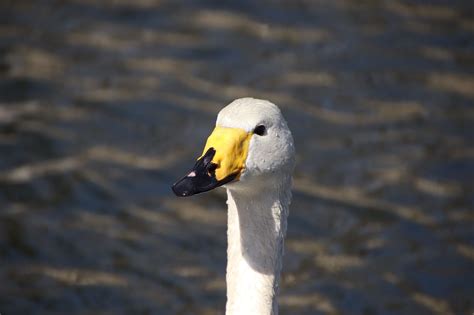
top-left (0, 0), bottom-right (472, 314)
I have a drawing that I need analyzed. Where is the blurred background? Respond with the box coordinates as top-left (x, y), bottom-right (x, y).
top-left (0, 0), bottom-right (473, 314)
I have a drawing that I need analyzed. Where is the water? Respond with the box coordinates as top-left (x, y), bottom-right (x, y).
top-left (0, 0), bottom-right (473, 314)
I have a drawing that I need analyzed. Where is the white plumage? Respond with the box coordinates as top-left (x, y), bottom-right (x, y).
top-left (217, 98), bottom-right (295, 315)
top-left (174, 97), bottom-right (295, 315)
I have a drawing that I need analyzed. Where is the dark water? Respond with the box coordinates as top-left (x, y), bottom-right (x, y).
top-left (1, 0), bottom-right (473, 314)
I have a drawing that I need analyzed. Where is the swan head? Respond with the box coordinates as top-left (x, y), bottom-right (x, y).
top-left (172, 97), bottom-right (295, 197)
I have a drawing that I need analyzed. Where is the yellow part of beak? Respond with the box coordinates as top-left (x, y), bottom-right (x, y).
top-left (200, 126), bottom-right (252, 181)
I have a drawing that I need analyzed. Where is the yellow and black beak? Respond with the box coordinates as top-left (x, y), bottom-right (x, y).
top-left (172, 126), bottom-right (252, 197)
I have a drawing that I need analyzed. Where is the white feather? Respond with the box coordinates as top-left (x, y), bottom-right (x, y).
top-left (217, 98), bottom-right (295, 315)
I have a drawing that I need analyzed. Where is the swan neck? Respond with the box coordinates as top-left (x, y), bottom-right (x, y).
top-left (225, 184), bottom-right (290, 315)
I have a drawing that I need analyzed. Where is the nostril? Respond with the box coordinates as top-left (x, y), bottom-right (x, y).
top-left (207, 163), bottom-right (218, 176)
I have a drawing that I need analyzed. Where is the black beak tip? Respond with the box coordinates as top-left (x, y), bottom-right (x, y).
top-left (171, 179), bottom-right (196, 197)
top-left (172, 148), bottom-right (239, 197)
top-left (171, 148), bottom-right (218, 197)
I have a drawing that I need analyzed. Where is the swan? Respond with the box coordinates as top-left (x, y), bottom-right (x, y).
top-left (172, 97), bottom-right (295, 315)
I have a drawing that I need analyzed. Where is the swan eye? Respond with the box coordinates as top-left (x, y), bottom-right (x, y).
top-left (254, 125), bottom-right (266, 136)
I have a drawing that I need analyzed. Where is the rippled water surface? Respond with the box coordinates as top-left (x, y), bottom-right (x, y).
top-left (1, 0), bottom-right (473, 314)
